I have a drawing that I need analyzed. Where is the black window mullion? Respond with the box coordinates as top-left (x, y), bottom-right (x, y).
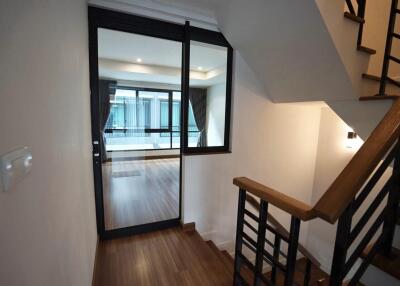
top-left (182, 21), bottom-right (190, 152)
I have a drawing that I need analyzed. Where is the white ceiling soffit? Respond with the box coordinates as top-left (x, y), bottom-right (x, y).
top-left (98, 28), bottom-right (227, 71)
top-left (88, 0), bottom-right (220, 31)
top-left (97, 28), bottom-right (227, 87)
top-left (99, 58), bottom-right (226, 87)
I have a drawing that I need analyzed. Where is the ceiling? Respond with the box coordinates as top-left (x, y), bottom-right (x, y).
top-left (98, 28), bottom-right (227, 87)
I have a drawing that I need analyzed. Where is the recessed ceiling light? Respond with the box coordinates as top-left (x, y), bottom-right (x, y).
top-left (136, 58), bottom-right (142, 63)
top-left (197, 66), bottom-right (203, 71)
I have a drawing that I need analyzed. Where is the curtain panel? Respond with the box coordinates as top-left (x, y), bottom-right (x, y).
top-left (189, 88), bottom-right (207, 147)
top-left (99, 79), bottom-right (117, 162)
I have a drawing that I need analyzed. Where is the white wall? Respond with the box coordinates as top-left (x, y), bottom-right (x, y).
top-left (182, 52), bottom-right (322, 251)
top-left (306, 107), bottom-right (360, 271)
top-left (314, 0), bottom-right (391, 140)
top-left (0, 1), bottom-right (97, 285)
top-left (206, 83), bottom-right (226, 146)
top-left (306, 107), bottom-right (392, 277)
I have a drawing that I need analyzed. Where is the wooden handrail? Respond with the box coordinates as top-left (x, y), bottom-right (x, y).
top-left (245, 194), bottom-right (321, 268)
top-left (234, 99), bottom-right (400, 224)
top-left (314, 99), bottom-right (400, 223)
top-left (233, 177), bottom-right (316, 221)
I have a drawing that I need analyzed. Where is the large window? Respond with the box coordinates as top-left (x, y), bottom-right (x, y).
top-left (160, 96), bottom-right (200, 147)
top-left (104, 88), bottom-right (203, 151)
top-left (106, 91), bottom-right (151, 138)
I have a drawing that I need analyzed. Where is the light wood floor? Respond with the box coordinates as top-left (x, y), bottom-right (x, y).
top-left (102, 158), bottom-right (180, 230)
top-left (93, 227), bottom-right (233, 286)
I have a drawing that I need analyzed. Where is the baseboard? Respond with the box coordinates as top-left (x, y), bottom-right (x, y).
top-left (216, 240), bottom-right (235, 253)
top-left (199, 230), bottom-right (217, 241)
top-left (181, 221), bottom-right (196, 233)
top-left (92, 236), bottom-right (99, 286)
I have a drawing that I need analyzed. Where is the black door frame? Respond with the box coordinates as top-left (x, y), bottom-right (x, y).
top-left (89, 6), bottom-right (186, 239)
top-left (88, 6), bottom-right (233, 240)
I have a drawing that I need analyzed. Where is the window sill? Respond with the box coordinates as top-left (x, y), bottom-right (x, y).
top-left (183, 150), bottom-right (232, 156)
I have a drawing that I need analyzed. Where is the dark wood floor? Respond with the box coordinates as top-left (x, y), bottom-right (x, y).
top-left (102, 158), bottom-right (180, 230)
top-left (93, 227), bottom-right (233, 286)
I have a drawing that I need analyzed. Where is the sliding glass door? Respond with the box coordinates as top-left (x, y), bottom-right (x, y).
top-left (90, 16), bottom-right (184, 237)
top-left (89, 7), bottom-right (233, 239)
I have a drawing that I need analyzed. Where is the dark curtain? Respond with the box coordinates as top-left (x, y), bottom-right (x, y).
top-left (189, 88), bottom-right (207, 147)
top-left (99, 79), bottom-right (116, 162)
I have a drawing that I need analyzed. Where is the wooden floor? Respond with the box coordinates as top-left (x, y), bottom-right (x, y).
top-left (102, 158), bottom-right (180, 230)
top-left (93, 226), bottom-right (333, 286)
top-left (93, 227), bottom-right (233, 286)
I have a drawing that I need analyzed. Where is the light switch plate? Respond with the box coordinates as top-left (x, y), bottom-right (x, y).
top-left (0, 147), bottom-right (32, 192)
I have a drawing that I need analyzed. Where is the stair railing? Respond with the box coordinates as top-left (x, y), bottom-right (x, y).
top-left (244, 194), bottom-right (319, 285)
top-left (379, 0), bottom-right (400, 96)
top-left (233, 99), bottom-right (400, 285)
top-left (345, 0), bottom-right (367, 47)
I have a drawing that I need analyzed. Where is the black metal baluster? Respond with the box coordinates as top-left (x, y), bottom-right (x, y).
top-left (303, 259), bottom-right (312, 286)
top-left (329, 203), bottom-right (354, 286)
top-left (254, 200), bottom-right (268, 286)
top-left (284, 217), bottom-right (301, 286)
top-left (381, 139), bottom-right (400, 255)
top-left (270, 235), bottom-right (281, 284)
top-left (234, 189), bottom-right (246, 286)
top-left (357, 0), bottom-right (366, 47)
top-left (346, 0), bottom-right (356, 15)
top-left (379, 0), bottom-right (398, 96)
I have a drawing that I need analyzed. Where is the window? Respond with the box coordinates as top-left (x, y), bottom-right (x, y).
top-left (159, 93), bottom-right (199, 148)
top-left (104, 88), bottom-right (173, 151)
top-left (183, 27), bottom-right (233, 154)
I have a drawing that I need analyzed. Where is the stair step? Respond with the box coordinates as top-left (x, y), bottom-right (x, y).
top-left (359, 94), bottom-right (400, 101)
top-left (361, 245), bottom-right (400, 280)
top-left (344, 12), bottom-right (365, 24)
top-left (362, 73), bottom-right (400, 88)
top-left (264, 258), bottom-right (329, 286)
top-left (357, 45), bottom-right (376, 55)
top-left (362, 73), bottom-right (381, 82)
top-left (317, 279), bottom-right (365, 286)
top-left (205, 241), bottom-right (233, 277)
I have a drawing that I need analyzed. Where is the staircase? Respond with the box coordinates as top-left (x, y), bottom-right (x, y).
top-left (224, 1), bottom-right (400, 285)
top-left (232, 93), bottom-right (400, 285)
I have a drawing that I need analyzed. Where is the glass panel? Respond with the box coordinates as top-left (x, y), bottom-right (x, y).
top-left (171, 91), bottom-right (181, 148)
top-left (104, 89), bottom-right (171, 151)
top-left (97, 28), bottom-right (181, 230)
top-left (188, 41), bottom-right (228, 148)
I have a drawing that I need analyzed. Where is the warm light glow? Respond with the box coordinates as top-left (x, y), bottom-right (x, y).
top-left (136, 58), bottom-right (142, 63)
top-left (197, 66), bottom-right (203, 71)
top-left (346, 129), bottom-right (363, 149)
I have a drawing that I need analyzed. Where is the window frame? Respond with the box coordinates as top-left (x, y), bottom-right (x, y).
top-left (88, 6), bottom-right (233, 239)
top-left (182, 24), bottom-right (233, 154)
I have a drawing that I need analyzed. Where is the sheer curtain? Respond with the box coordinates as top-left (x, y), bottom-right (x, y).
top-left (99, 79), bottom-right (116, 162)
top-left (189, 88), bottom-right (207, 147)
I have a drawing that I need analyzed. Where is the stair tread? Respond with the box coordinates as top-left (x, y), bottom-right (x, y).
top-left (357, 45), bottom-right (376, 55)
top-left (264, 258), bottom-right (329, 286)
top-left (217, 246), bottom-right (254, 284)
top-left (359, 94), bottom-right (400, 101)
top-left (361, 245), bottom-right (400, 280)
top-left (205, 241), bottom-right (233, 275)
top-left (344, 12), bottom-right (365, 24)
top-left (362, 73), bottom-right (381, 81)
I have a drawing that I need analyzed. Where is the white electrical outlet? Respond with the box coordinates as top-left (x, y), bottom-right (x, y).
top-left (0, 147), bottom-right (32, 192)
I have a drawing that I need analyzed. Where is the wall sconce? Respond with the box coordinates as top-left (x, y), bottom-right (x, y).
top-left (346, 131), bottom-right (358, 148)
